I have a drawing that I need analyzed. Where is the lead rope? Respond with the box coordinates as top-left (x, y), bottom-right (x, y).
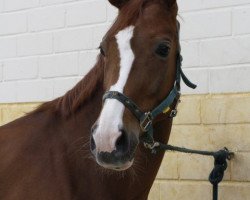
top-left (146, 141), bottom-right (233, 200)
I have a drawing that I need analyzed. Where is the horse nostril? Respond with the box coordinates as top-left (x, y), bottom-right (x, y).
top-left (115, 129), bottom-right (129, 153)
top-left (90, 135), bottom-right (96, 151)
top-left (91, 124), bottom-right (98, 134)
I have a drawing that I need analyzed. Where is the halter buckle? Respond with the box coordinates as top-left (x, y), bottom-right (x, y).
top-left (169, 98), bottom-right (181, 118)
top-left (170, 109), bottom-right (178, 118)
top-left (140, 112), bottom-right (153, 132)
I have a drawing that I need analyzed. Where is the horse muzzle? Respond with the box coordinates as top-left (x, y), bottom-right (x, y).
top-left (90, 126), bottom-right (139, 171)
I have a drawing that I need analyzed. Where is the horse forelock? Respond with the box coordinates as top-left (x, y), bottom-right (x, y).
top-left (105, 0), bottom-right (145, 37)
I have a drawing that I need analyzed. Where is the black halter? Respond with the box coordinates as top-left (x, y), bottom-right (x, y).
top-left (103, 51), bottom-right (196, 149)
top-left (103, 22), bottom-right (197, 149)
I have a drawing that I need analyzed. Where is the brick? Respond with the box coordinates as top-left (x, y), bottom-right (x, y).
top-left (107, 2), bottom-right (118, 22)
top-left (40, 0), bottom-right (74, 6)
top-left (220, 183), bottom-right (250, 200)
top-left (3, 57), bottom-right (38, 81)
top-left (208, 124), bottom-right (250, 152)
top-left (39, 53), bottom-right (78, 78)
top-left (148, 181), bottom-right (160, 200)
top-left (169, 125), bottom-right (213, 151)
top-left (53, 77), bottom-right (79, 98)
top-left (200, 36), bottom-right (250, 67)
top-left (0, 82), bottom-right (17, 103)
top-left (0, 106), bottom-right (2, 125)
top-left (181, 68), bottom-right (209, 94)
top-left (178, 0), bottom-right (250, 12)
top-left (160, 181), bottom-right (211, 200)
top-left (209, 65), bottom-right (250, 93)
top-left (0, 37), bottom-right (16, 59)
top-left (29, 7), bottom-right (65, 32)
top-left (178, 153), bottom-right (230, 180)
top-left (180, 10), bottom-right (231, 40)
top-left (16, 80), bottom-right (53, 102)
top-left (178, 0), bottom-right (204, 12)
top-left (0, 0), bottom-right (3, 12)
top-left (174, 96), bottom-right (201, 125)
top-left (203, 0), bottom-right (250, 9)
top-left (2, 106), bottom-right (23, 125)
top-left (4, 0), bottom-right (39, 11)
top-left (0, 63), bottom-right (2, 81)
top-left (92, 24), bottom-right (111, 48)
top-left (1, 104), bottom-right (38, 125)
top-left (79, 51), bottom-right (98, 76)
top-left (17, 33), bottom-right (53, 56)
top-left (156, 153), bottom-right (178, 180)
top-left (67, 0), bottom-right (106, 26)
top-left (181, 41), bottom-right (200, 68)
top-left (54, 28), bottom-right (92, 53)
top-left (0, 13), bottom-right (27, 35)
top-left (233, 6), bottom-right (250, 35)
top-left (231, 153), bottom-right (250, 181)
top-left (201, 94), bottom-right (250, 124)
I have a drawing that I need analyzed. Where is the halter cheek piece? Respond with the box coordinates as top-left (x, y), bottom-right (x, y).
top-left (103, 52), bottom-right (196, 149)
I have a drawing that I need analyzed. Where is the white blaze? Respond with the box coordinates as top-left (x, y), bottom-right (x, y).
top-left (93, 26), bottom-right (135, 152)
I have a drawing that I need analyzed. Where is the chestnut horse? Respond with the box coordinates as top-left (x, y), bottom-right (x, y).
top-left (0, 0), bottom-right (183, 199)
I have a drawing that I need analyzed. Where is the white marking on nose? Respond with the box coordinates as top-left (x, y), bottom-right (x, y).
top-left (93, 26), bottom-right (135, 153)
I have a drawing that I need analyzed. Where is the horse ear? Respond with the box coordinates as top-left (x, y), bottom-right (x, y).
top-left (166, 0), bottom-right (176, 8)
top-left (108, 0), bottom-right (128, 9)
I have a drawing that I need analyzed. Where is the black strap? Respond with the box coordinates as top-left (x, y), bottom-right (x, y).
top-left (103, 91), bottom-right (144, 120)
top-left (178, 55), bottom-right (197, 89)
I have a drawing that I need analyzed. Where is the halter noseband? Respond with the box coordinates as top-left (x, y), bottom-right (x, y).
top-left (102, 24), bottom-right (197, 149)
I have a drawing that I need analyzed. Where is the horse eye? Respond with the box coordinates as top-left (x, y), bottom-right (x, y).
top-left (99, 46), bottom-right (105, 56)
top-left (155, 43), bottom-right (170, 58)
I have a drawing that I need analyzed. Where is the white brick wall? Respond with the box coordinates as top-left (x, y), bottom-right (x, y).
top-left (28, 6), bottom-right (65, 32)
top-left (0, 0), bottom-right (250, 103)
top-left (0, 12), bottom-right (27, 36)
top-left (39, 53), bottom-right (78, 78)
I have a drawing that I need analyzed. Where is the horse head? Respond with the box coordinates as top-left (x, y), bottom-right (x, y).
top-left (90, 0), bottom-right (179, 171)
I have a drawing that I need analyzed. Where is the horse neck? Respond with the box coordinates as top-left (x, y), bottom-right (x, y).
top-left (54, 86), bottom-right (172, 198)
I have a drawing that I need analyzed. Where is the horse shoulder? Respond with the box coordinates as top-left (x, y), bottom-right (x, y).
top-left (0, 112), bottom-right (73, 199)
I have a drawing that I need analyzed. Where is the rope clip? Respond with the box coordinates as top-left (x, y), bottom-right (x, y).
top-left (144, 142), bottom-right (160, 154)
top-left (222, 147), bottom-right (234, 160)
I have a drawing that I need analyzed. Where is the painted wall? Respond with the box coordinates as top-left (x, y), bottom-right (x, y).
top-left (0, 0), bottom-right (250, 199)
top-left (0, 0), bottom-right (250, 102)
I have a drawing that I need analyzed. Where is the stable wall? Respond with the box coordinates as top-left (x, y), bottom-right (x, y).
top-left (0, 0), bottom-right (250, 199)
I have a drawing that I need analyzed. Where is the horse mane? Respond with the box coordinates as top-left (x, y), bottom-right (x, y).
top-left (35, 55), bottom-right (104, 117)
